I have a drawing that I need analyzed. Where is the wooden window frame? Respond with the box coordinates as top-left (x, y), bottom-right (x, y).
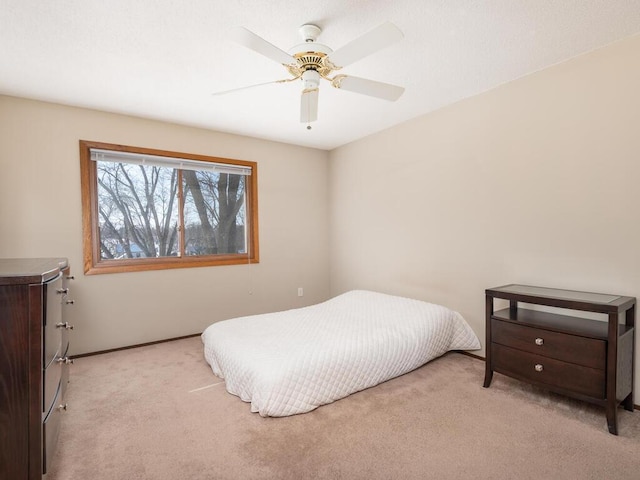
top-left (79, 140), bottom-right (259, 275)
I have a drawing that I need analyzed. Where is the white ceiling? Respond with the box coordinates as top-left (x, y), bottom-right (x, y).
top-left (2, 1), bottom-right (640, 151)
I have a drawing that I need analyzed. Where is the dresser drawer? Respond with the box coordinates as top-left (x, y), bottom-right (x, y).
top-left (61, 360), bottom-right (70, 399)
top-left (492, 343), bottom-right (605, 399)
top-left (42, 385), bottom-right (64, 475)
top-left (43, 275), bottom-right (63, 368)
top-left (62, 325), bottom-right (70, 359)
top-left (491, 319), bottom-right (605, 370)
top-left (44, 358), bottom-right (62, 413)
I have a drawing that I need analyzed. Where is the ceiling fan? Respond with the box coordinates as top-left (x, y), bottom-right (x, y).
top-left (214, 22), bottom-right (405, 128)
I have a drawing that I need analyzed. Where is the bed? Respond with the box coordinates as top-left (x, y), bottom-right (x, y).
top-left (201, 290), bottom-right (480, 417)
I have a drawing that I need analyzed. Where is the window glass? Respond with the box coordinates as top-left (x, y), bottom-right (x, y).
top-left (182, 170), bottom-right (247, 256)
top-left (97, 162), bottom-right (179, 259)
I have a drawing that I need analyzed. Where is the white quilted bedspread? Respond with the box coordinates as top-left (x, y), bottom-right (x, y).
top-left (201, 290), bottom-right (480, 417)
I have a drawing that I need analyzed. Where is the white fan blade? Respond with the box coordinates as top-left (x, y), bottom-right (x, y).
top-left (326, 22), bottom-right (403, 68)
top-left (212, 80), bottom-right (285, 96)
top-left (232, 27), bottom-right (296, 65)
top-left (332, 75), bottom-right (404, 101)
top-left (300, 88), bottom-right (319, 123)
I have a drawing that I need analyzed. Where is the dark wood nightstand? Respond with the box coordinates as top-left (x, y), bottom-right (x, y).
top-left (483, 284), bottom-right (635, 435)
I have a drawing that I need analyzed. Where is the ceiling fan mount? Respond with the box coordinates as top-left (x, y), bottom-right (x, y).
top-left (214, 22), bottom-right (406, 126)
top-left (298, 24), bottom-right (322, 43)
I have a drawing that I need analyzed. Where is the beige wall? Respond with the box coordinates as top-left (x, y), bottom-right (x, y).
top-left (0, 97), bottom-right (331, 355)
top-left (329, 34), bottom-right (640, 401)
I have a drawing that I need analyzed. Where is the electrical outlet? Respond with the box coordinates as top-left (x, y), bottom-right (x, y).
top-left (297, 287), bottom-right (304, 297)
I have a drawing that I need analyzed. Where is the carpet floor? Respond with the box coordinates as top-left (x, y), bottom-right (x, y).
top-left (47, 336), bottom-right (640, 480)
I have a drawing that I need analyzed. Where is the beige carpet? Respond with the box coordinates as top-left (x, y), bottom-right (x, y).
top-left (47, 337), bottom-right (640, 480)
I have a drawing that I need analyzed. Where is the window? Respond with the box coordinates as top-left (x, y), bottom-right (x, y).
top-left (80, 140), bottom-right (259, 274)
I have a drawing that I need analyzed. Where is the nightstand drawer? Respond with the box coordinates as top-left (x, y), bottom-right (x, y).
top-left (492, 319), bottom-right (605, 370)
top-left (493, 343), bottom-right (605, 399)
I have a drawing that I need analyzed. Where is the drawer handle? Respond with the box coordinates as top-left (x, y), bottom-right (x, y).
top-left (56, 288), bottom-right (69, 295)
top-left (58, 404), bottom-right (68, 412)
top-left (534, 364), bottom-right (544, 372)
top-left (56, 356), bottom-right (74, 365)
top-left (65, 299), bottom-right (75, 305)
top-left (534, 338), bottom-right (544, 346)
top-left (56, 322), bottom-right (74, 330)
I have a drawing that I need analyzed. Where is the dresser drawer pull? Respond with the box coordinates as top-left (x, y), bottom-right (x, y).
top-left (56, 356), bottom-right (74, 365)
top-left (56, 288), bottom-right (69, 295)
top-left (58, 404), bottom-right (68, 412)
top-left (56, 322), bottom-right (74, 330)
top-left (534, 337), bottom-right (544, 346)
top-left (534, 364), bottom-right (544, 372)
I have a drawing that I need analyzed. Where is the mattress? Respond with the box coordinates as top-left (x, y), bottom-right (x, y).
top-left (202, 290), bottom-right (480, 416)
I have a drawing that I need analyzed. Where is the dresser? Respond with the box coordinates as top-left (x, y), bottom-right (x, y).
top-left (483, 284), bottom-right (635, 435)
top-left (0, 258), bottom-right (74, 479)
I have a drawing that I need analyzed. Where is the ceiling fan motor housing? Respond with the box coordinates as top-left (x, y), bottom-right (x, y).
top-left (287, 24), bottom-right (336, 80)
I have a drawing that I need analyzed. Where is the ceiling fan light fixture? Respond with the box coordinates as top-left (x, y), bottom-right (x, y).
top-left (301, 70), bottom-right (321, 90)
